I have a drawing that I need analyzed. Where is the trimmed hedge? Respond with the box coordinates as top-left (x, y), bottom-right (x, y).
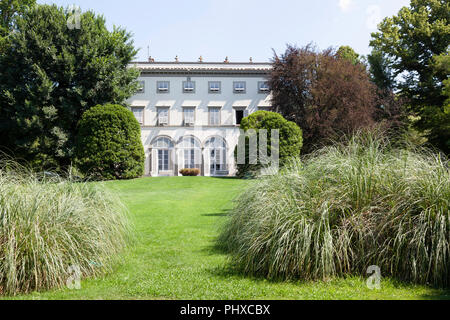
top-left (236, 111), bottom-right (303, 177)
top-left (75, 104), bottom-right (145, 180)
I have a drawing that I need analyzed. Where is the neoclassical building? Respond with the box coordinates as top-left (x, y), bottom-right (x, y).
top-left (127, 59), bottom-right (272, 177)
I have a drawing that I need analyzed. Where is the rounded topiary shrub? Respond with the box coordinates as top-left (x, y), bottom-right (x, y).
top-left (236, 111), bottom-right (303, 177)
top-left (75, 104), bottom-right (145, 180)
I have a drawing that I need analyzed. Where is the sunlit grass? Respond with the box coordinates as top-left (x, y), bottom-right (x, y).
top-left (4, 176), bottom-right (448, 300)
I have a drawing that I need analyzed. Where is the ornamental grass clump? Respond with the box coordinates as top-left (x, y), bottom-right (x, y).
top-left (219, 131), bottom-right (450, 287)
top-left (0, 161), bottom-right (131, 295)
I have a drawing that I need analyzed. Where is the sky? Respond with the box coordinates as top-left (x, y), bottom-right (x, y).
top-left (38, 0), bottom-right (410, 62)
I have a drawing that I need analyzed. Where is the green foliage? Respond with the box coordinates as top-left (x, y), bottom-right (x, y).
top-left (220, 131), bottom-right (450, 287)
top-left (426, 51), bottom-right (450, 152)
top-left (0, 160), bottom-right (131, 295)
top-left (367, 50), bottom-right (395, 90)
top-left (0, 4), bottom-right (140, 169)
top-left (236, 111), bottom-right (303, 177)
top-left (370, 0), bottom-right (450, 153)
top-left (0, 0), bottom-right (35, 38)
top-left (337, 45), bottom-right (360, 65)
top-left (75, 104), bottom-right (144, 181)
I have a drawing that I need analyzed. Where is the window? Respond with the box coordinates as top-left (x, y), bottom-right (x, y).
top-left (183, 81), bottom-right (195, 93)
top-left (209, 108), bottom-right (221, 125)
top-left (137, 81), bottom-right (145, 93)
top-left (235, 109), bottom-right (244, 125)
top-left (205, 136), bottom-right (227, 174)
top-left (179, 136), bottom-right (201, 170)
top-left (184, 149), bottom-right (196, 169)
top-left (154, 137), bottom-right (173, 149)
top-left (183, 108), bottom-right (195, 126)
top-left (152, 137), bottom-right (174, 174)
top-left (131, 107), bottom-right (144, 125)
top-left (157, 81), bottom-right (170, 93)
top-left (157, 108), bottom-right (169, 126)
top-left (208, 81), bottom-right (221, 93)
top-left (258, 81), bottom-right (270, 93)
top-left (233, 81), bottom-right (246, 93)
top-left (158, 149), bottom-right (169, 171)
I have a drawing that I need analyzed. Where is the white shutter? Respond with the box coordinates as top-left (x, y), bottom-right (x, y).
top-left (151, 149), bottom-right (158, 177)
top-left (220, 149), bottom-right (226, 170)
top-left (204, 149), bottom-right (210, 176)
top-left (169, 149), bottom-right (174, 175)
top-left (160, 114), bottom-right (168, 125)
top-left (195, 148), bottom-right (202, 171)
top-left (177, 149), bottom-right (184, 175)
top-left (244, 109), bottom-right (249, 117)
top-left (158, 109), bottom-right (169, 125)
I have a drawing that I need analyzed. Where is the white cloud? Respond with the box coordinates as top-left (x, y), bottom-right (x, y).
top-left (339, 0), bottom-right (352, 12)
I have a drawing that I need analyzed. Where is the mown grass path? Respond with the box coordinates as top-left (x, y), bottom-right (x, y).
top-left (10, 177), bottom-right (450, 300)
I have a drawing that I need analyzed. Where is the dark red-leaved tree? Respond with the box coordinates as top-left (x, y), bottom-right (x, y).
top-left (269, 44), bottom-right (382, 152)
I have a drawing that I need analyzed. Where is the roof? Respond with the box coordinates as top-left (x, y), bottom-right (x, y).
top-left (130, 61), bottom-right (272, 75)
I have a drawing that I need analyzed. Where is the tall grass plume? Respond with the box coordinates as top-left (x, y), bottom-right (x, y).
top-left (0, 160), bottom-right (131, 295)
top-left (219, 131), bottom-right (449, 287)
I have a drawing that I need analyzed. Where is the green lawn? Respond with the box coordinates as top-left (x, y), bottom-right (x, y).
top-left (9, 177), bottom-right (450, 300)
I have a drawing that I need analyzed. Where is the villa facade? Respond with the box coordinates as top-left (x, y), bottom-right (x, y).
top-left (127, 60), bottom-right (272, 177)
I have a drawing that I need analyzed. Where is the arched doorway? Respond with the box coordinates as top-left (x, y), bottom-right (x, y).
top-left (204, 136), bottom-right (228, 176)
top-left (151, 136), bottom-right (175, 176)
top-left (177, 136), bottom-right (202, 174)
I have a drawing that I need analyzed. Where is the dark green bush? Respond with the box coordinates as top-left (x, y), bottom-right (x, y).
top-left (75, 104), bottom-right (145, 180)
top-left (236, 111), bottom-right (303, 177)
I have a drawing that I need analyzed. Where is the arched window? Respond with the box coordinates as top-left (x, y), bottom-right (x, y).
top-left (204, 136), bottom-right (227, 174)
top-left (178, 136), bottom-right (202, 170)
top-left (152, 137), bottom-right (174, 173)
top-left (204, 136), bottom-right (226, 149)
top-left (153, 137), bottom-right (174, 149)
top-left (179, 136), bottom-right (201, 149)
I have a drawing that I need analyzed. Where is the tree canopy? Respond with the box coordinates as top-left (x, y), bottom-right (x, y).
top-left (370, 0), bottom-right (450, 153)
top-left (337, 45), bottom-right (360, 65)
top-left (0, 0), bottom-right (35, 36)
top-left (0, 4), bottom-right (140, 169)
top-left (269, 44), bottom-right (380, 153)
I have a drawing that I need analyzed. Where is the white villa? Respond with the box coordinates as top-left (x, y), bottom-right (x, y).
top-left (127, 58), bottom-right (272, 177)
